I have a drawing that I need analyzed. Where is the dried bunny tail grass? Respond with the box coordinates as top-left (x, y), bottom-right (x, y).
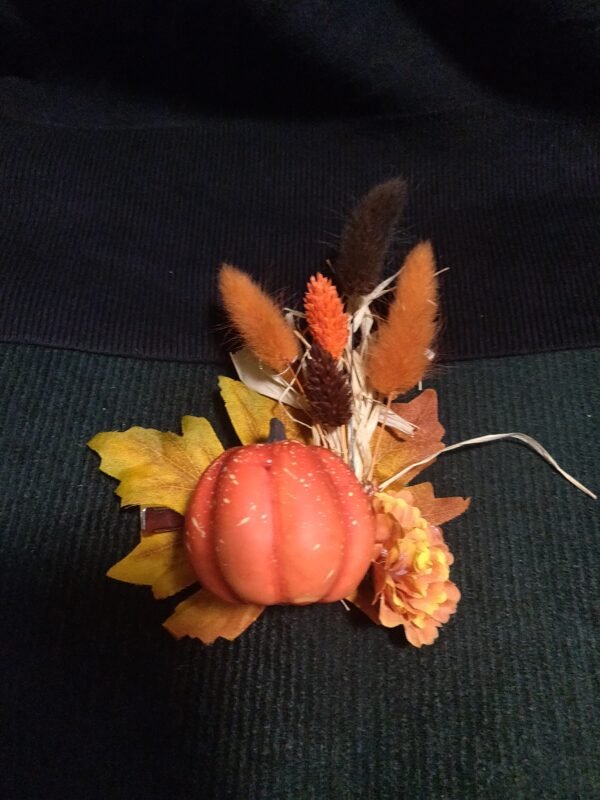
top-left (303, 342), bottom-right (353, 429)
top-left (218, 264), bottom-right (300, 373)
top-left (304, 273), bottom-right (349, 359)
top-left (366, 241), bottom-right (438, 396)
top-left (334, 178), bottom-right (408, 298)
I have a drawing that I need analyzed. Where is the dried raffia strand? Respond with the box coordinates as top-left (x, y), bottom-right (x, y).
top-left (368, 394), bottom-right (393, 483)
top-left (303, 342), bottom-right (353, 430)
top-left (340, 326), bottom-right (381, 481)
top-left (366, 241), bottom-right (438, 396)
top-left (218, 264), bottom-right (300, 373)
top-left (334, 178), bottom-right (407, 299)
top-left (304, 273), bottom-right (349, 359)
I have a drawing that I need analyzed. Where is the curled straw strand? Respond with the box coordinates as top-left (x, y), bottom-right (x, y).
top-left (335, 178), bottom-right (407, 298)
top-left (304, 273), bottom-right (349, 360)
top-left (218, 264), bottom-right (300, 373)
top-left (366, 241), bottom-right (438, 396)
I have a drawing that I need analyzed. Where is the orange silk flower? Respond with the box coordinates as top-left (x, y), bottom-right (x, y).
top-left (371, 489), bottom-right (460, 647)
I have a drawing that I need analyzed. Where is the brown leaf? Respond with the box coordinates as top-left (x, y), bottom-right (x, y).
top-left (346, 580), bottom-right (381, 626)
top-left (372, 389), bottom-right (445, 487)
top-left (392, 387), bottom-right (445, 442)
top-left (403, 482), bottom-right (470, 526)
top-left (163, 589), bottom-right (264, 644)
top-left (347, 574), bottom-right (405, 629)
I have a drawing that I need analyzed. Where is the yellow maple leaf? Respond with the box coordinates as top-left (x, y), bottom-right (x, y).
top-left (90, 380), bottom-right (293, 645)
top-left (164, 589), bottom-right (264, 644)
top-left (219, 376), bottom-right (310, 445)
top-left (107, 531), bottom-right (197, 599)
top-left (88, 415), bottom-right (223, 515)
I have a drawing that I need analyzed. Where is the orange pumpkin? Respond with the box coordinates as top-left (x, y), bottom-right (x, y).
top-left (185, 439), bottom-right (375, 606)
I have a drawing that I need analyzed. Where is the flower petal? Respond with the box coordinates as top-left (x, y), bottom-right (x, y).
top-left (367, 489), bottom-right (462, 646)
top-left (404, 619), bottom-right (441, 648)
top-left (377, 601), bottom-right (407, 629)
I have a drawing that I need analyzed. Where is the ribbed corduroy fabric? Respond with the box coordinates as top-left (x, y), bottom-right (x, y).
top-left (1, 103), bottom-right (599, 364)
top-left (2, 343), bottom-right (598, 799)
top-left (2, 2), bottom-right (599, 796)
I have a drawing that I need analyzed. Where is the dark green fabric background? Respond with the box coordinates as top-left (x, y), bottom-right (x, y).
top-left (2, 1), bottom-right (599, 796)
top-left (2, 342), bottom-right (597, 799)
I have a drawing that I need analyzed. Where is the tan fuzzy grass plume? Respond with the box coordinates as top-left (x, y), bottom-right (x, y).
top-left (218, 264), bottom-right (300, 372)
top-left (366, 241), bottom-right (439, 396)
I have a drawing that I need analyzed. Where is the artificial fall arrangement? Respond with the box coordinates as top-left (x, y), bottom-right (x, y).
top-left (89, 180), bottom-right (595, 648)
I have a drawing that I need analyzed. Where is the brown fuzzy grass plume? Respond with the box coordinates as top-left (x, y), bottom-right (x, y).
top-left (218, 264), bottom-right (300, 372)
top-left (335, 178), bottom-right (408, 298)
top-left (304, 342), bottom-right (353, 429)
top-left (366, 241), bottom-right (438, 396)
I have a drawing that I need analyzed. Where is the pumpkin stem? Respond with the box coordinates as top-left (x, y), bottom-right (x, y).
top-left (267, 418), bottom-right (287, 443)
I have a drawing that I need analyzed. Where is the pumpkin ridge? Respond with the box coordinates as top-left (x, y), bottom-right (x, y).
top-left (209, 450), bottom-right (244, 604)
top-left (312, 448), bottom-right (374, 602)
top-left (317, 453), bottom-right (348, 595)
top-left (269, 444), bottom-right (291, 603)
